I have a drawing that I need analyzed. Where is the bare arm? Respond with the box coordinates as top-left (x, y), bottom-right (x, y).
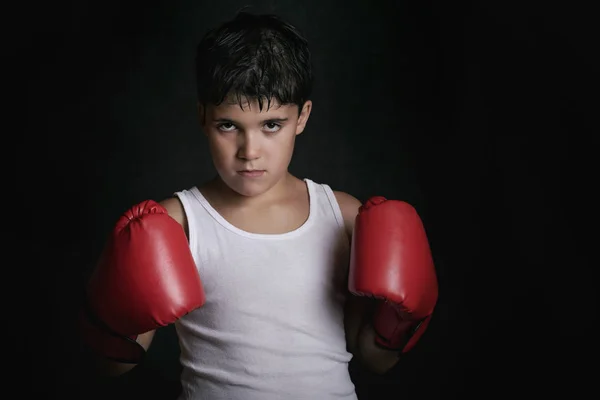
top-left (93, 330), bottom-right (156, 376)
top-left (335, 191), bottom-right (401, 375)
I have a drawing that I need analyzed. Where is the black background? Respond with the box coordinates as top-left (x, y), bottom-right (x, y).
top-left (9, 0), bottom-right (597, 398)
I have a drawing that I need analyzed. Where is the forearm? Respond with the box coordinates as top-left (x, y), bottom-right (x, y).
top-left (345, 296), bottom-right (398, 375)
top-left (355, 322), bottom-right (400, 375)
top-left (344, 294), bottom-right (371, 355)
top-left (93, 330), bottom-right (156, 377)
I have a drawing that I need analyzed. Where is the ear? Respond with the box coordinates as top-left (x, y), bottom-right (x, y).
top-left (295, 100), bottom-right (313, 135)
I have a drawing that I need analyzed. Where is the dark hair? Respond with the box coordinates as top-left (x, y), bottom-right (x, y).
top-left (195, 12), bottom-right (313, 112)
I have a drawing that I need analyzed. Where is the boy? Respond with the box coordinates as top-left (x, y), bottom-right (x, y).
top-left (81, 12), bottom-right (438, 399)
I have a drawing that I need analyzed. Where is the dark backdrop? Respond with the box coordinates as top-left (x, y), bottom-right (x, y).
top-left (10, 0), bottom-right (596, 399)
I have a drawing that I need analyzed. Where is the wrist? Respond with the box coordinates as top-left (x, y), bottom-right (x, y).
top-left (356, 322), bottom-right (402, 374)
top-left (372, 301), bottom-right (428, 353)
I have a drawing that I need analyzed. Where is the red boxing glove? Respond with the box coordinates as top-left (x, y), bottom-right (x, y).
top-left (80, 200), bottom-right (206, 363)
top-left (349, 196), bottom-right (438, 353)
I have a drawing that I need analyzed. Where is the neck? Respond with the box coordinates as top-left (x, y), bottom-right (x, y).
top-left (208, 172), bottom-right (297, 208)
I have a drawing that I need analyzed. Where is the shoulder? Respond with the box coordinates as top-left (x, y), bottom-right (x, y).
top-left (333, 191), bottom-right (362, 238)
top-left (159, 196), bottom-right (189, 237)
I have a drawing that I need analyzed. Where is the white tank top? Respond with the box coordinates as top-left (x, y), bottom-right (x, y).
top-left (173, 178), bottom-right (357, 400)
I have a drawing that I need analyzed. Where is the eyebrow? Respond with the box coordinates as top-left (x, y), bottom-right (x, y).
top-left (213, 117), bottom-right (289, 125)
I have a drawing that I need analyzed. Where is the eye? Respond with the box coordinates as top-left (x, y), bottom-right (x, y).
top-left (264, 122), bottom-right (282, 133)
top-left (217, 123), bottom-right (236, 132)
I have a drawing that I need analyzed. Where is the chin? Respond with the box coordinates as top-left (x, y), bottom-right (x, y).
top-left (221, 175), bottom-right (274, 198)
top-left (231, 184), bottom-right (265, 197)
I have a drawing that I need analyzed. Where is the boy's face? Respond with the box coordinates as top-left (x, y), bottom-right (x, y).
top-left (200, 96), bottom-right (312, 198)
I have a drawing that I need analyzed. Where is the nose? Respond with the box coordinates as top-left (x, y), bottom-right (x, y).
top-left (236, 131), bottom-right (261, 161)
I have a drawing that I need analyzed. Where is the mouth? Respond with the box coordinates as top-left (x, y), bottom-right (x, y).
top-left (237, 170), bottom-right (266, 177)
